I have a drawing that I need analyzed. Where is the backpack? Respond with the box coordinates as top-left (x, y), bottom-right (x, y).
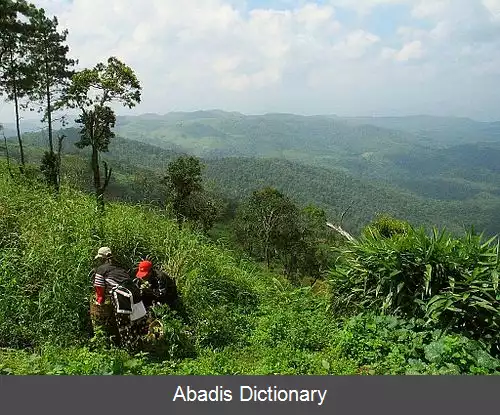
top-left (96, 263), bottom-right (145, 320)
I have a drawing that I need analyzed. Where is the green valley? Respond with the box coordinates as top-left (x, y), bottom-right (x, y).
top-left (4, 123), bottom-right (500, 236)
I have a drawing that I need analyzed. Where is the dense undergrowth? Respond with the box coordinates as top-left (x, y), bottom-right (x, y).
top-left (331, 216), bottom-right (500, 356)
top-left (1, 163), bottom-right (500, 375)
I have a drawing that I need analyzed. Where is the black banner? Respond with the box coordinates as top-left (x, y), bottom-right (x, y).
top-left (1, 376), bottom-right (498, 414)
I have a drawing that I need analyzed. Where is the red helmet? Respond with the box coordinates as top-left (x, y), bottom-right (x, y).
top-left (136, 260), bottom-right (153, 279)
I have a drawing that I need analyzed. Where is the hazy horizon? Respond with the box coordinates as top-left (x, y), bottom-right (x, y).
top-left (1, 108), bottom-right (499, 128)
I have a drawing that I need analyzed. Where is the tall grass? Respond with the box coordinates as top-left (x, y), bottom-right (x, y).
top-left (0, 165), bottom-right (264, 350)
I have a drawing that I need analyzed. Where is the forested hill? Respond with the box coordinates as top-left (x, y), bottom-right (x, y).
top-left (7, 111), bottom-right (500, 149)
top-left (113, 111), bottom-right (424, 158)
top-left (3, 126), bottom-right (500, 236)
top-left (109, 112), bottom-right (500, 204)
top-left (6, 112), bottom-right (500, 203)
top-left (339, 115), bottom-right (500, 147)
top-left (111, 111), bottom-right (500, 156)
top-left (202, 158), bottom-right (499, 236)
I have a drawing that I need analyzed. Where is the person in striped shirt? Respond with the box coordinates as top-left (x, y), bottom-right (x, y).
top-left (92, 247), bottom-right (147, 350)
top-left (93, 247), bottom-right (133, 305)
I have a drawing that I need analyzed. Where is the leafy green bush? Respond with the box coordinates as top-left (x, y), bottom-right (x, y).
top-left (145, 304), bottom-right (195, 359)
top-left (252, 286), bottom-right (333, 352)
top-left (0, 345), bottom-right (147, 375)
top-left (181, 259), bottom-right (259, 350)
top-left (363, 214), bottom-right (411, 238)
top-left (330, 226), bottom-right (500, 351)
top-left (422, 335), bottom-right (500, 374)
top-left (335, 313), bottom-right (500, 374)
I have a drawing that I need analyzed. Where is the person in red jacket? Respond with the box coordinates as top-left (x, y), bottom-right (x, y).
top-left (133, 259), bottom-right (181, 313)
top-left (92, 247), bottom-right (147, 350)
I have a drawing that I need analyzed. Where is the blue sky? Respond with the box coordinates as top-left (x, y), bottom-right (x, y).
top-left (247, 1), bottom-right (423, 33)
top-left (244, 0), bottom-right (428, 39)
top-left (367, 4), bottom-right (422, 37)
top-left (1, 0), bottom-right (500, 122)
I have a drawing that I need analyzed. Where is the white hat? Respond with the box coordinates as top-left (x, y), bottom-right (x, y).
top-left (95, 246), bottom-right (112, 259)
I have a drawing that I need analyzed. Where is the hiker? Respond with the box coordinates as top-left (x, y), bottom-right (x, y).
top-left (134, 259), bottom-right (180, 312)
top-left (92, 247), bottom-right (148, 350)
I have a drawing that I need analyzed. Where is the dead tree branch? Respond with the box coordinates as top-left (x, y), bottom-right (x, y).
top-left (326, 222), bottom-right (356, 242)
top-left (340, 200), bottom-right (355, 227)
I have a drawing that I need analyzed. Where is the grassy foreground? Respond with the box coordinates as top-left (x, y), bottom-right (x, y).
top-left (1, 163), bottom-right (500, 375)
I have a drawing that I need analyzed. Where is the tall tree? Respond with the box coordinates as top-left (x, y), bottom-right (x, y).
top-left (61, 57), bottom-right (141, 211)
top-left (0, 0), bottom-right (15, 63)
top-left (235, 187), bottom-right (300, 270)
top-left (0, 0), bottom-right (37, 170)
top-left (0, 0), bottom-right (25, 79)
top-left (27, 7), bottom-right (76, 191)
top-left (163, 155), bottom-right (204, 227)
top-left (183, 190), bottom-right (225, 234)
top-left (296, 205), bottom-right (334, 285)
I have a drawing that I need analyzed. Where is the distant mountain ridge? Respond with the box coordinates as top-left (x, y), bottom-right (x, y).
top-left (4, 110), bottom-right (499, 134)
top-left (113, 111), bottom-right (500, 149)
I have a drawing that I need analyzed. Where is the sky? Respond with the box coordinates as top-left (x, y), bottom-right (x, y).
top-left (1, 0), bottom-right (500, 123)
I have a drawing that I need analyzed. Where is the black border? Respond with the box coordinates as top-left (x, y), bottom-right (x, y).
top-left (1, 375), bottom-right (499, 414)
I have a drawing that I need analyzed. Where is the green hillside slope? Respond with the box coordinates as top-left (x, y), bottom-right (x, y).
top-left (2, 161), bottom-right (500, 375)
top-left (203, 157), bottom-right (500, 236)
top-left (113, 111), bottom-right (423, 160)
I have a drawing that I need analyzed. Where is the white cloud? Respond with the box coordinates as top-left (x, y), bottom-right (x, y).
top-left (411, 0), bottom-right (451, 19)
top-left (428, 21), bottom-right (452, 40)
top-left (0, 0), bottom-right (500, 122)
top-left (396, 26), bottom-right (428, 42)
top-left (331, 0), bottom-right (409, 16)
top-left (396, 40), bottom-right (425, 61)
top-left (294, 2), bottom-right (335, 27)
top-left (38, 0), bottom-right (346, 95)
top-left (483, 0), bottom-right (500, 20)
top-left (381, 40), bottom-right (425, 62)
top-left (332, 30), bottom-right (380, 59)
top-left (381, 47), bottom-right (397, 60)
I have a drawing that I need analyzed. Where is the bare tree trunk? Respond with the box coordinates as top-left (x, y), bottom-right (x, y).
top-left (10, 52), bottom-right (25, 170)
top-left (326, 222), bottom-right (356, 242)
top-left (55, 134), bottom-right (65, 192)
top-left (13, 92), bottom-right (25, 168)
top-left (340, 201), bottom-right (355, 226)
top-left (45, 61), bottom-right (54, 155)
top-left (94, 160), bottom-right (112, 213)
top-left (91, 144), bottom-right (104, 212)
